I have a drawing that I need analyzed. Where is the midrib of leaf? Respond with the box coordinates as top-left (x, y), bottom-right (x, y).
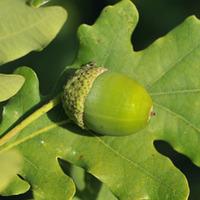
top-left (0, 15), bottom-right (51, 42)
top-left (23, 154), bottom-right (39, 171)
top-left (147, 37), bottom-right (200, 89)
top-left (0, 120), bottom-right (69, 153)
top-left (150, 89), bottom-right (200, 96)
top-left (154, 102), bottom-right (200, 134)
top-left (101, 25), bottom-right (122, 65)
top-left (89, 133), bottom-right (183, 198)
top-left (0, 95), bottom-right (61, 146)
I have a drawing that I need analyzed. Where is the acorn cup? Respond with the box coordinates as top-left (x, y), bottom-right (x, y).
top-left (62, 63), bottom-right (153, 136)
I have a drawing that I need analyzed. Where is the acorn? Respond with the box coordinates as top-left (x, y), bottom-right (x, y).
top-left (62, 63), bottom-right (153, 136)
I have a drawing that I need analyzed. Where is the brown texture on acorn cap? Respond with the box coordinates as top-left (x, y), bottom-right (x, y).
top-left (62, 63), bottom-right (108, 128)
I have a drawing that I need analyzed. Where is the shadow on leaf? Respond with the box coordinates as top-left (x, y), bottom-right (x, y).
top-left (154, 140), bottom-right (200, 200)
top-left (58, 158), bottom-right (102, 200)
top-left (0, 190), bottom-right (32, 200)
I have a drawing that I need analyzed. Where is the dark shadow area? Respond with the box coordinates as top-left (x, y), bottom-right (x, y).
top-left (51, 67), bottom-right (77, 95)
top-left (58, 158), bottom-right (102, 200)
top-left (58, 158), bottom-right (72, 177)
top-left (132, 0), bottom-right (200, 50)
top-left (74, 0), bottom-right (108, 25)
top-left (0, 24), bottom-right (73, 96)
top-left (154, 140), bottom-right (200, 200)
top-left (0, 190), bottom-right (33, 200)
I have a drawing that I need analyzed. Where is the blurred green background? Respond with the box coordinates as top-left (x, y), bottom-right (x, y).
top-left (2, 0), bottom-right (200, 95)
top-left (1, 0), bottom-right (200, 199)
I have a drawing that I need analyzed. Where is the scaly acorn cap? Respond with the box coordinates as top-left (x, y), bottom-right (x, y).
top-left (62, 63), bottom-right (107, 128)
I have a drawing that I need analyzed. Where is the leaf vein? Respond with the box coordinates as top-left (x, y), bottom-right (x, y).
top-left (148, 42), bottom-right (200, 88)
top-left (90, 133), bottom-right (181, 197)
top-left (0, 13), bottom-right (50, 42)
top-left (150, 88), bottom-right (200, 96)
top-left (0, 120), bottom-right (69, 153)
top-left (154, 102), bottom-right (200, 133)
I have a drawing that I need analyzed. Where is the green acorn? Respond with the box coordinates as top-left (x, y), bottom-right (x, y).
top-left (62, 63), bottom-right (153, 136)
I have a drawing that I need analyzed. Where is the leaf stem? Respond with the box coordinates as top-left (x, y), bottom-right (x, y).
top-left (0, 95), bottom-right (61, 146)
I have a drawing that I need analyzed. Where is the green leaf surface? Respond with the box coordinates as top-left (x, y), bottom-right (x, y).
top-left (72, 0), bottom-right (200, 198)
top-left (1, 0), bottom-right (200, 199)
top-left (1, 174), bottom-right (30, 196)
top-left (0, 67), bottom-right (76, 199)
top-left (0, 150), bottom-right (22, 192)
top-left (0, 0), bottom-right (67, 66)
top-left (0, 73), bottom-right (25, 102)
top-left (0, 67), bottom-right (40, 136)
top-left (74, 0), bottom-right (200, 170)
